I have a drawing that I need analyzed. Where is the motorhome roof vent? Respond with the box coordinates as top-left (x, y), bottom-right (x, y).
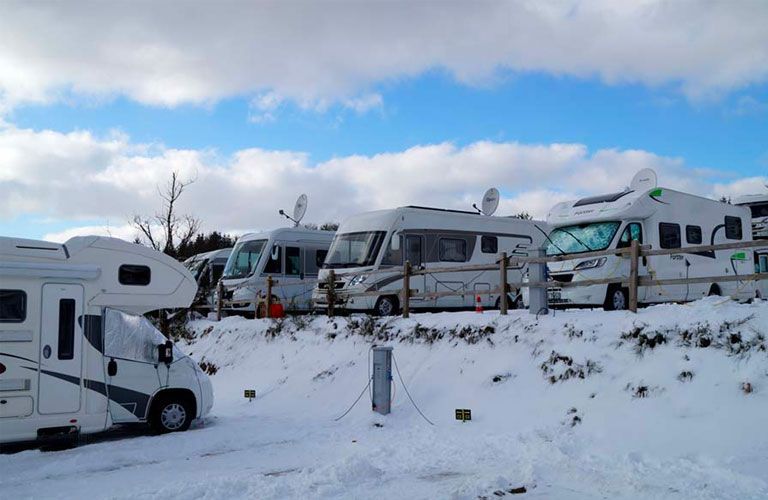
top-left (573, 190), bottom-right (635, 207)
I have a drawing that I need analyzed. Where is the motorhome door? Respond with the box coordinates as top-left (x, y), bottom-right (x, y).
top-left (39, 283), bottom-right (84, 414)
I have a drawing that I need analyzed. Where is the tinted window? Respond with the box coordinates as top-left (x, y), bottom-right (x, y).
top-left (405, 235), bottom-right (423, 266)
top-left (750, 203), bottom-right (768, 218)
top-left (119, 264), bottom-right (151, 286)
top-left (58, 299), bottom-right (75, 360)
top-left (286, 247), bottom-right (301, 275)
top-left (263, 245), bottom-right (282, 274)
top-left (439, 238), bottom-right (467, 262)
top-left (686, 225), bottom-right (702, 245)
top-left (381, 235), bottom-right (402, 266)
top-left (0, 290), bottom-right (26, 323)
top-left (316, 250), bottom-right (328, 268)
top-left (481, 235), bottom-right (498, 254)
top-left (659, 223), bottom-right (681, 249)
top-left (724, 216), bottom-right (742, 240)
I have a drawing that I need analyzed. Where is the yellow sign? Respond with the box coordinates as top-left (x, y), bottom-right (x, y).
top-left (455, 408), bottom-right (472, 422)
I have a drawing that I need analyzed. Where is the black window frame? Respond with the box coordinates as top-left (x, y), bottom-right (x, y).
top-left (263, 245), bottom-right (283, 274)
top-left (724, 216), bottom-right (743, 240)
top-left (405, 235), bottom-right (424, 266)
top-left (57, 298), bottom-right (76, 360)
top-left (118, 264), bottom-right (151, 286)
top-left (659, 223), bottom-right (682, 249)
top-left (0, 289), bottom-right (27, 323)
top-left (480, 235), bottom-right (498, 254)
top-left (438, 238), bottom-right (468, 262)
top-left (685, 225), bottom-right (703, 245)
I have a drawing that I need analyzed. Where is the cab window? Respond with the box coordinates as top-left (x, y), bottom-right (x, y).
top-left (285, 247), bottom-right (301, 276)
top-left (617, 223), bottom-right (643, 248)
top-left (263, 245), bottom-right (282, 274)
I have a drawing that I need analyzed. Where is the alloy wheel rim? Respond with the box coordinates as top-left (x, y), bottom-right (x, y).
top-left (160, 403), bottom-right (186, 430)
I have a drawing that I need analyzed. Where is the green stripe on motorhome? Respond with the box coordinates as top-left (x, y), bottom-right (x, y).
top-left (730, 252), bottom-right (747, 261)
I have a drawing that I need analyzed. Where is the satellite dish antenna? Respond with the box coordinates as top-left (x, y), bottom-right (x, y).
top-left (278, 194), bottom-right (308, 227)
top-left (472, 187), bottom-right (500, 216)
top-left (630, 168), bottom-right (658, 191)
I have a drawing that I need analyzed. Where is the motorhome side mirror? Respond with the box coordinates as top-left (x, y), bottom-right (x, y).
top-left (271, 245), bottom-right (280, 260)
top-left (107, 358), bottom-right (117, 377)
top-left (158, 340), bottom-right (174, 364)
top-left (390, 235), bottom-right (400, 251)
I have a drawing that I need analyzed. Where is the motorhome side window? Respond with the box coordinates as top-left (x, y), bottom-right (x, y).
top-left (264, 245), bottom-right (282, 274)
top-left (481, 235), bottom-right (498, 254)
top-left (686, 225), bottom-right (703, 245)
top-left (617, 223), bottom-right (642, 248)
top-left (57, 299), bottom-right (76, 360)
top-left (381, 235), bottom-right (403, 266)
top-left (439, 238), bottom-right (467, 262)
top-left (724, 216), bottom-right (742, 240)
top-left (286, 246), bottom-right (301, 275)
top-left (405, 235), bottom-right (423, 266)
top-left (659, 223), bottom-right (681, 249)
top-left (119, 264), bottom-right (151, 286)
top-left (0, 289), bottom-right (26, 323)
top-left (315, 250), bottom-right (328, 268)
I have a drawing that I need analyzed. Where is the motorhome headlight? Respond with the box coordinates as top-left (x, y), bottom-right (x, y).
top-left (349, 274), bottom-right (368, 287)
top-left (574, 257), bottom-right (607, 271)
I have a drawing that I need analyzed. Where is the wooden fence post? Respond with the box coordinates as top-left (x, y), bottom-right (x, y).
top-left (629, 239), bottom-right (639, 313)
top-left (327, 270), bottom-right (335, 318)
top-left (216, 281), bottom-right (223, 321)
top-left (402, 260), bottom-right (411, 319)
top-left (499, 252), bottom-right (508, 315)
top-left (266, 275), bottom-right (273, 319)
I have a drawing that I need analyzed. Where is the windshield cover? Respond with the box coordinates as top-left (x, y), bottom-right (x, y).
top-left (223, 239), bottom-right (267, 278)
top-left (324, 231), bottom-right (386, 268)
top-left (546, 221), bottom-right (621, 256)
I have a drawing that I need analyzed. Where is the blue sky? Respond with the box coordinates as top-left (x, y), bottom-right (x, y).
top-left (0, 2), bottom-right (767, 242)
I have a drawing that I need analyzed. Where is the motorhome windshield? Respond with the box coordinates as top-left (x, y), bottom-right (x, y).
top-left (184, 259), bottom-right (205, 280)
top-left (749, 203), bottom-right (768, 218)
top-left (546, 221), bottom-right (621, 256)
top-left (324, 231), bottom-right (386, 268)
top-left (223, 239), bottom-right (267, 278)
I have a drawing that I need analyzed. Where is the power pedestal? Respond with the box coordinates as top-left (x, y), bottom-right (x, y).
top-left (371, 346), bottom-right (393, 415)
top-left (528, 248), bottom-right (549, 316)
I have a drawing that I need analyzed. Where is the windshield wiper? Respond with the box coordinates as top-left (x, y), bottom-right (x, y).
top-left (558, 228), bottom-right (594, 252)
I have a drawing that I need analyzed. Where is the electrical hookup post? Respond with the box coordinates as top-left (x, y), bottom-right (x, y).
top-left (528, 248), bottom-right (549, 316)
top-left (371, 346), bottom-right (393, 415)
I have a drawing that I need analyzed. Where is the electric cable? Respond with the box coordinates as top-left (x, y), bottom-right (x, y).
top-left (334, 376), bottom-right (372, 422)
top-left (392, 353), bottom-right (435, 426)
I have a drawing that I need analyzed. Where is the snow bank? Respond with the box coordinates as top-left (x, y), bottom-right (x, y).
top-left (2, 298), bottom-right (767, 499)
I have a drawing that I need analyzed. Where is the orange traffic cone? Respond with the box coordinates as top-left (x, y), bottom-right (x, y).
top-left (475, 295), bottom-right (483, 313)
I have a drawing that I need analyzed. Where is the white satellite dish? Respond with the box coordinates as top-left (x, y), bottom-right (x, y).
top-left (293, 194), bottom-right (308, 224)
top-left (479, 187), bottom-right (500, 216)
top-left (630, 168), bottom-right (658, 191)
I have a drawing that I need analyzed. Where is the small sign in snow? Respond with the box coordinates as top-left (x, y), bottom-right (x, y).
top-left (455, 409), bottom-right (472, 422)
top-left (244, 389), bottom-right (256, 401)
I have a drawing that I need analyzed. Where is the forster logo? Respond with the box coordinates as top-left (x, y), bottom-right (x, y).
top-left (574, 210), bottom-right (593, 216)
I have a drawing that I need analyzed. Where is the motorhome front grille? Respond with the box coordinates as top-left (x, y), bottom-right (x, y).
top-left (551, 273), bottom-right (574, 283)
top-left (318, 281), bottom-right (345, 290)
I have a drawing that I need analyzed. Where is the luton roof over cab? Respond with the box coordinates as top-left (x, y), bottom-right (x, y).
top-left (0, 235), bottom-right (197, 314)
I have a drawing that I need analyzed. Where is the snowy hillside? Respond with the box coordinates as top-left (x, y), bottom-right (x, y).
top-left (3, 298), bottom-right (768, 499)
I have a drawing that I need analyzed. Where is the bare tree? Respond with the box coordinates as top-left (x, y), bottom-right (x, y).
top-left (132, 172), bottom-right (201, 258)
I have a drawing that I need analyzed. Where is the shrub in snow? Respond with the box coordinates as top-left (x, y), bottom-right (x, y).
top-left (539, 351), bottom-right (602, 384)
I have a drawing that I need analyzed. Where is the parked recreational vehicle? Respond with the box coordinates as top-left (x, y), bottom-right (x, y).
top-left (734, 193), bottom-right (768, 298)
top-left (218, 228), bottom-right (334, 315)
top-left (312, 206), bottom-right (548, 315)
top-left (0, 236), bottom-right (213, 445)
top-left (184, 247), bottom-right (232, 307)
top-left (542, 170), bottom-right (756, 310)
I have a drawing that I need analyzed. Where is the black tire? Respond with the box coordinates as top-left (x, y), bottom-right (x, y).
top-left (708, 284), bottom-right (721, 297)
top-left (150, 396), bottom-right (193, 434)
top-left (374, 296), bottom-right (399, 316)
top-left (603, 285), bottom-right (629, 311)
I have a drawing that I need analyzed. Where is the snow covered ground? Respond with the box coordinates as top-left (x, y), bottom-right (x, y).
top-left (2, 297), bottom-right (768, 499)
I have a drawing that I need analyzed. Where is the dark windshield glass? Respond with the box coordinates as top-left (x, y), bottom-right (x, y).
top-left (546, 222), bottom-right (621, 256)
top-left (750, 203), bottom-right (768, 218)
top-left (324, 231), bottom-right (386, 268)
top-left (223, 239), bottom-right (267, 278)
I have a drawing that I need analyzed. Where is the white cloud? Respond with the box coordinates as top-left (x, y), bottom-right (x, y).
top-left (0, 1), bottom-right (767, 112)
top-left (1, 122), bottom-right (764, 242)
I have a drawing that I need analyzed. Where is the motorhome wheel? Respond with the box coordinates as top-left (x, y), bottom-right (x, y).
top-left (374, 296), bottom-right (398, 316)
top-left (151, 398), bottom-right (193, 433)
top-left (604, 286), bottom-right (628, 311)
top-left (708, 284), bottom-right (721, 297)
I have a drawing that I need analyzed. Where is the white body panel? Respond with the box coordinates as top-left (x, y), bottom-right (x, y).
top-left (734, 193), bottom-right (768, 298)
top-left (0, 236), bottom-right (213, 444)
top-left (219, 228), bottom-right (334, 313)
top-left (538, 188), bottom-right (756, 308)
top-left (311, 206), bottom-right (548, 313)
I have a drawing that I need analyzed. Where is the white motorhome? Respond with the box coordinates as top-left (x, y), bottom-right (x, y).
top-left (218, 228), bottom-right (334, 315)
top-left (312, 206), bottom-right (548, 315)
top-left (184, 247), bottom-right (232, 307)
top-left (734, 193), bottom-right (768, 298)
top-left (543, 171), bottom-right (756, 310)
top-left (0, 236), bottom-right (213, 445)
